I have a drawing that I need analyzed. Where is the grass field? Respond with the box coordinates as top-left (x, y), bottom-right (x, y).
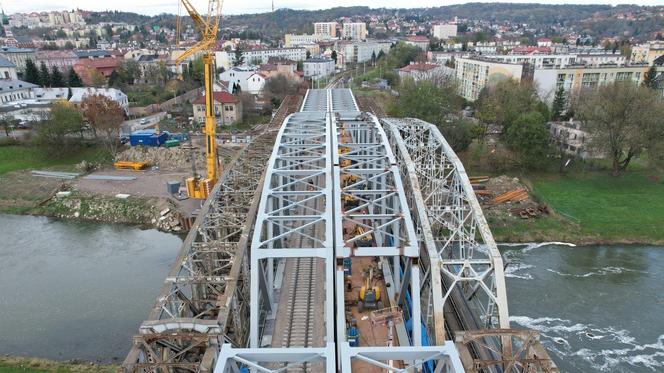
top-left (526, 170), bottom-right (664, 243)
top-left (0, 357), bottom-right (116, 373)
top-left (0, 146), bottom-right (105, 176)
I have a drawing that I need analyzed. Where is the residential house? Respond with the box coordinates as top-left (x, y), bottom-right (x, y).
top-left (192, 91), bottom-right (242, 126)
top-left (404, 35), bottom-right (430, 51)
top-left (73, 57), bottom-right (122, 86)
top-left (219, 66), bottom-right (258, 93)
top-left (303, 58), bottom-right (335, 78)
top-left (68, 87), bottom-right (129, 114)
top-left (549, 120), bottom-right (601, 159)
top-left (399, 62), bottom-right (453, 82)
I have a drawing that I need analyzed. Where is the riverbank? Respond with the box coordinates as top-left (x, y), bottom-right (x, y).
top-left (488, 169), bottom-right (664, 245)
top-left (0, 357), bottom-right (117, 373)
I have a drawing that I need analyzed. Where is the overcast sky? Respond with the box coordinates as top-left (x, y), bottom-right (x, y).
top-left (2, 0), bottom-right (662, 16)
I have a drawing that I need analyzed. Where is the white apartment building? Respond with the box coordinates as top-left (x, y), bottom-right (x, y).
top-left (215, 48), bottom-right (307, 70)
top-left (303, 58), bottom-right (335, 78)
top-left (432, 24), bottom-right (457, 40)
top-left (483, 54), bottom-right (579, 69)
top-left (534, 64), bottom-right (649, 104)
top-left (336, 40), bottom-right (391, 66)
top-left (342, 23), bottom-right (368, 41)
top-left (630, 41), bottom-right (664, 65)
top-left (314, 22), bottom-right (337, 38)
top-left (284, 34), bottom-right (321, 47)
top-left (454, 57), bottom-right (524, 101)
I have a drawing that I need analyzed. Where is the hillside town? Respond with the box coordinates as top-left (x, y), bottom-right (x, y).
top-left (1, 3), bottom-right (664, 372)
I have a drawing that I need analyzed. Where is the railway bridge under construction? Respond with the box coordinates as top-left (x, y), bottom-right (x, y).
top-left (123, 89), bottom-right (558, 373)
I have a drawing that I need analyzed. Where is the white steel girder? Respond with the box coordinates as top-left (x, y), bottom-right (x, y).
top-left (382, 117), bottom-right (510, 331)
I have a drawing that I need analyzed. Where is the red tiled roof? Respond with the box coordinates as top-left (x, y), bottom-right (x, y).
top-left (193, 91), bottom-right (238, 105)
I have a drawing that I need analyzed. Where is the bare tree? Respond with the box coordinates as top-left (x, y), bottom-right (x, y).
top-left (575, 82), bottom-right (664, 175)
top-left (80, 94), bottom-right (125, 156)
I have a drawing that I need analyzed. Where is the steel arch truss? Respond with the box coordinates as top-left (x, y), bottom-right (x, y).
top-left (123, 125), bottom-right (281, 373)
top-left (382, 117), bottom-right (510, 332)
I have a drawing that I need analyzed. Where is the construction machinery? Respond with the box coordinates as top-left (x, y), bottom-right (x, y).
top-left (358, 268), bottom-right (383, 312)
top-left (176, 0), bottom-right (222, 199)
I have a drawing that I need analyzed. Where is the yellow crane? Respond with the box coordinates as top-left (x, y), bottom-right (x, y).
top-left (176, 0), bottom-right (223, 199)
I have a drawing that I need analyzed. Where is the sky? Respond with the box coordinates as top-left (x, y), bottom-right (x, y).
top-left (1, 0), bottom-right (662, 16)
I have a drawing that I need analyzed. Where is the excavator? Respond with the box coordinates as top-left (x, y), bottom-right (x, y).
top-left (358, 267), bottom-right (383, 312)
top-left (175, 0), bottom-right (222, 199)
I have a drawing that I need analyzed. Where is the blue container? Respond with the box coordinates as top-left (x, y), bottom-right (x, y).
top-left (129, 129), bottom-right (169, 147)
top-left (347, 327), bottom-right (359, 347)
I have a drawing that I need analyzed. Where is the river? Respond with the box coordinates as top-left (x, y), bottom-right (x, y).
top-left (0, 214), bottom-right (182, 363)
top-left (503, 243), bottom-right (664, 372)
top-left (1, 215), bottom-right (663, 371)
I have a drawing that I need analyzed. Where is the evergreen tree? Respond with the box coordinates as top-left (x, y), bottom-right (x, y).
top-left (643, 66), bottom-right (658, 89)
top-left (50, 66), bottom-right (65, 87)
top-left (38, 62), bottom-right (51, 87)
top-left (24, 59), bottom-right (40, 85)
top-left (67, 67), bottom-right (83, 87)
top-left (306, 50), bottom-right (311, 59)
top-left (551, 85), bottom-right (566, 120)
top-left (233, 45), bottom-right (244, 66)
top-left (331, 50), bottom-right (337, 64)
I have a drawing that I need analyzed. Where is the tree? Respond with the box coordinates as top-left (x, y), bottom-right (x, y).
top-left (0, 114), bottom-right (18, 137)
top-left (475, 79), bottom-right (549, 139)
top-left (38, 62), bottom-right (51, 87)
top-left (67, 67), bottom-right (83, 87)
top-left (331, 50), bottom-right (337, 64)
top-left (80, 94), bottom-right (125, 156)
top-left (24, 59), bottom-right (40, 85)
top-left (439, 118), bottom-right (475, 152)
top-left (233, 45), bottom-right (244, 66)
top-left (89, 69), bottom-right (107, 87)
top-left (114, 59), bottom-right (141, 85)
top-left (551, 85), bottom-right (566, 120)
top-left (264, 74), bottom-right (299, 107)
top-left (37, 100), bottom-right (84, 151)
top-left (306, 50), bottom-right (311, 59)
top-left (505, 111), bottom-right (550, 170)
top-left (389, 78), bottom-right (463, 126)
top-left (643, 66), bottom-right (658, 89)
top-left (575, 82), bottom-right (664, 175)
top-left (50, 66), bottom-right (65, 87)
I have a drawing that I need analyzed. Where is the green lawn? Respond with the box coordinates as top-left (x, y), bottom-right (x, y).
top-left (0, 146), bottom-right (105, 175)
top-left (526, 170), bottom-right (664, 243)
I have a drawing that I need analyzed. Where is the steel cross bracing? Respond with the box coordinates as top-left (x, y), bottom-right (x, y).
top-left (381, 118), bottom-right (510, 334)
top-left (215, 89), bottom-right (465, 372)
top-left (122, 97), bottom-right (294, 372)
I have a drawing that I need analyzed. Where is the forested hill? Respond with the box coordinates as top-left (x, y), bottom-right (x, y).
top-left (81, 3), bottom-right (663, 41)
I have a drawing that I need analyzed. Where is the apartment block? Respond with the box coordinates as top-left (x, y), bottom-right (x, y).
top-left (432, 24), bottom-right (457, 40)
top-left (314, 22), bottom-right (338, 38)
top-left (342, 23), bottom-right (367, 41)
top-left (454, 57), bottom-right (524, 101)
top-left (534, 64), bottom-right (649, 104)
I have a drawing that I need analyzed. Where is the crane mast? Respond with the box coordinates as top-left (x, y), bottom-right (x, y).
top-left (176, 0), bottom-right (223, 199)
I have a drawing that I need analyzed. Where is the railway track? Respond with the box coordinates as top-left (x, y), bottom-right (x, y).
top-left (282, 257), bottom-right (316, 348)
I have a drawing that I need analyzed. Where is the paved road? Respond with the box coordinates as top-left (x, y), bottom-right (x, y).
top-left (121, 112), bottom-right (167, 136)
